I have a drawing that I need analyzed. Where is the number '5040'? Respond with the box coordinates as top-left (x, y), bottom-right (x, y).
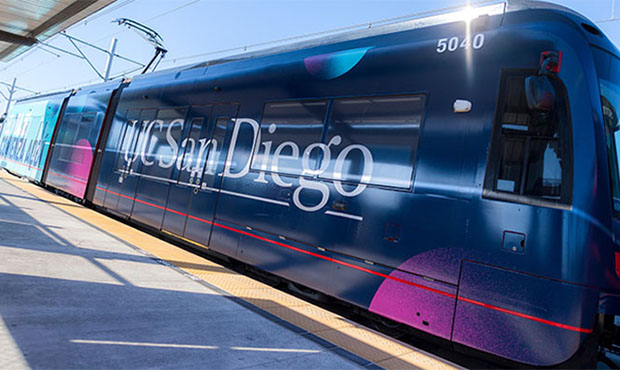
top-left (436, 34), bottom-right (485, 53)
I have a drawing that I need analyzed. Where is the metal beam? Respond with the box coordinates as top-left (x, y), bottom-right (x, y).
top-left (62, 33), bottom-right (144, 66)
top-left (66, 37), bottom-right (105, 80)
top-left (0, 30), bottom-right (36, 46)
top-left (0, 81), bottom-right (39, 94)
top-left (0, 0), bottom-right (115, 62)
top-left (29, 0), bottom-right (99, 41)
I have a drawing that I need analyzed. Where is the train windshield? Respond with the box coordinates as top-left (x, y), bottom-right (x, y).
top-left (594, 47), bottom-right (620, 215)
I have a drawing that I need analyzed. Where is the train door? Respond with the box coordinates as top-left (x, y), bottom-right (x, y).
top-left (114, 108), bottom-right (157, 216)
top-left (130, 107), bottom-right (188, 229)
top-left (183, 103), bottom-right (239, 250)
top-left (161, 105), bottom-right (213, 238)
top-left (103, 108), bottom-right (139, 211)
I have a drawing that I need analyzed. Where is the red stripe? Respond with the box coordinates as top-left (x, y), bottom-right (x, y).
top-left (94, 184), bottom-right (592, 334)
top-left (212, 220), bottom-right (457, 298)
top-left (458, 297), bottom-right (592, 333)
top-left (49, 170), bottom-right (88, 185)
top-left (0, 156), bottom-right (43, 172)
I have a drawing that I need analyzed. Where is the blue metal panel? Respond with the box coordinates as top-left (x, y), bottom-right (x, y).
top-left (0, 91), bottom-right (71, 181)
top-left (161, 106), bottom-right (214, 238)
top-left (453, 260), bottom-right (599, 366)
top-left (233, 222), bottom-right (336, 295)
top-left (183, 104), bottom-right (239, 249)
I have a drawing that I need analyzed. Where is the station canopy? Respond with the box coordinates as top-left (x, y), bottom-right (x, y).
top-left (0, 0), bottom-right (116, 61)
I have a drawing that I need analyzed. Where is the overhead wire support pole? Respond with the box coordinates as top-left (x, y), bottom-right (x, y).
top-left (104, 38), bottom-right (118, 81)
top-left (4, 78), bottom-right (16, 115)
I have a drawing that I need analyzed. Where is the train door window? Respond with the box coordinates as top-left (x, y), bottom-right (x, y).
top-left (483, 71), bottom-right (572, 206)
top-left (320, 94), bottom-right (426, 189)
top-left (25, 116), bottom-right (44, 165)
top-left (123, 109), bottom-right (157, 175)
top-left (251, 100), bottom-right (327, 176)
top-left (140, 107), bottom-right (187, 180)
top-left (67, 113), bottom-right (96, 165)
top-left (78, 112), bottom-right (95, 143)
top-left (58, 113), bottom-right (80, 162)
top-left (114, 110), bottom-right (140, 172)
top-left (177, 117), bottom-right (205, 185)
top-left (203, 117), bottom-right (229, 176)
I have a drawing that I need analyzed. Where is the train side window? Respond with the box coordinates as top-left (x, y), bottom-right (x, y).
top-left (484, 71), bottom-right (572, 206)
top-left (320, 94), bottom-right (426, 189)
top-left (252, 100), bottom-right (327, 176)
top-left (140, 107), bottom-right (187, 180)
top-left (24, 116), bottom-right (44, 165)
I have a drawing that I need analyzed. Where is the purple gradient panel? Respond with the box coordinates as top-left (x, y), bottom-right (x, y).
top-left (65, 138), bottom-right (94, 198)
top-left (392, 248), bottom-right (470, 285)
top-left (303, 55), bottom-right (327, 77)
top-left (369, 268), bottom-right (456, 339)
top-left (454, 299), bottom-right (582, 366)
top-left (452, 261), bottom-right (598, 366)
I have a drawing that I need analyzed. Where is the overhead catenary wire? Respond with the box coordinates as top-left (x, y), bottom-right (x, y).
top-left (0, 0), bottom-right (199, 77)
top-left (93, 0), bottom-right (202, 43)
top-left (0, 81), bottom-right (38, 94)
top-left (159, 0), bottom-right (503, 66)
top-left (6, 0), bottom-right (511, 98)
top-left (11, 0), bottom-right (620, 99)
top-left (5, 0), bottom-right (487, 80)
top-left (80, 0), bottom-right (136, 25)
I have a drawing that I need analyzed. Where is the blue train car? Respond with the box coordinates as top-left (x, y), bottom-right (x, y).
top-left (43, 80), bottom-right (124, 199)
top-left (5, 0), bottom-right (620, 366)
top-left (0, 91), bottom-right (71, 181)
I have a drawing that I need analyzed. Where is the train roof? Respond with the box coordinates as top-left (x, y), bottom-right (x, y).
top-left (21, 0), bottom-right (611, 98)
top-left (14, 89), bottom-right (72, 105)
top-left (128, 0), bottom-right (605, 83)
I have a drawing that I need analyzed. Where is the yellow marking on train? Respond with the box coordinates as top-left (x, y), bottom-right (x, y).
top-left (0, 171), bottom-right (461, 370)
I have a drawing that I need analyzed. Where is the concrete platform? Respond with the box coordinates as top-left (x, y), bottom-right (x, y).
top-left (0, 171), bottom-right (462, 370)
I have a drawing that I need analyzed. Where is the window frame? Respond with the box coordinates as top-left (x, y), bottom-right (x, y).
top-left (482, 69), bottom-right (573, 209)
top-left (319, 94), bottom-right (426, 191)
top-left (250, 98), bottom-right (329, 178)
top-left (249, 92), bottom-right (428, 192)
top-left (135, 106), bottom-right (189, 181)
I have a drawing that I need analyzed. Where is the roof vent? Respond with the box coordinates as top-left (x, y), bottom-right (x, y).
top-left (582, 23), bottom-right (601, 36)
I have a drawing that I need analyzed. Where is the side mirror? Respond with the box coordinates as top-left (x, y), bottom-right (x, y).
top-left (525, 75), bottom-right (555, 112)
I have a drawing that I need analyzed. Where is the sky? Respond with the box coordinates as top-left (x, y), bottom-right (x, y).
top-left (0, 0), bottom-right (619, 110)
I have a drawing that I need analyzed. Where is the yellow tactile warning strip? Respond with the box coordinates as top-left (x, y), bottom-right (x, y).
top-left (1, 171), bottom-right (462, 370)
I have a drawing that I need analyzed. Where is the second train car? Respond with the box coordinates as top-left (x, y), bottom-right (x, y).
top-left (2, 1), bottom-right (620, 366)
